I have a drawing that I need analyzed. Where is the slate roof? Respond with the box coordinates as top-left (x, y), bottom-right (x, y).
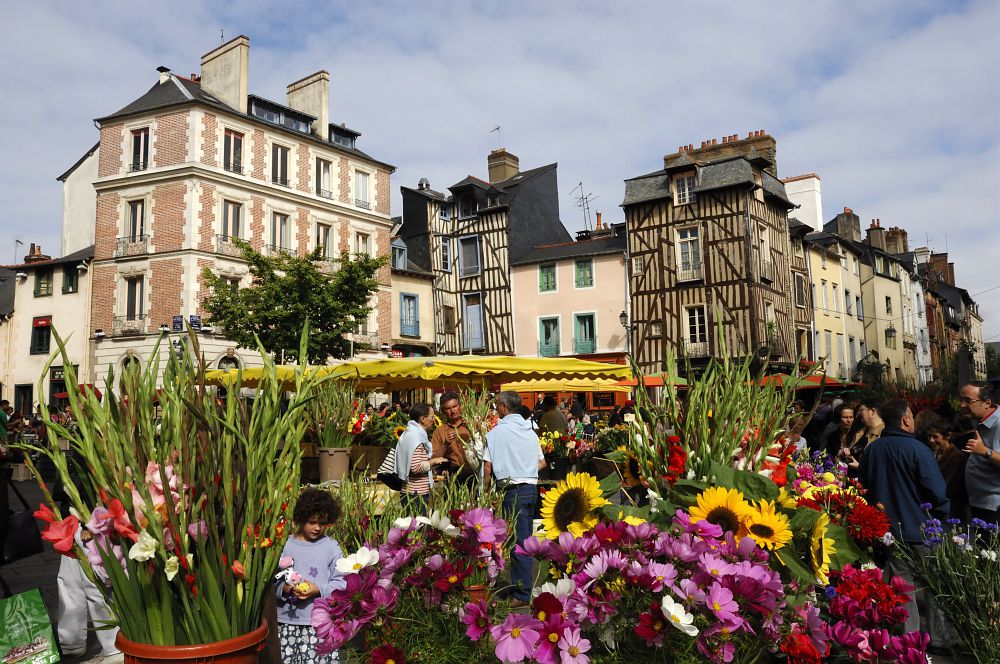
top-left (2, 245), bottom-right (95, 271)
top-left (400, 184), bottom-right (449, 202)
top-left (761, 171), bottom-right (794, 208)
top-left (788, 218), bottom-right (812, 239)
top-left (622, 170), bottom-right (670, 206)
top-left (804, 231), bottom-right (842, 249)
top-left (95, 75), bottom-right (393, 170)
top-left (512, 233), bottom-right (627, 266)
top-left (493, 163), bottom-right (555, 190)
top-left (695, 159), bottom-right (754, 193)
top-left (449, 175), bottom-right (493, 191)
top-left (391, 259), bottom-right (434, 278)
top-left (0, 268), bottom-right (14, 318)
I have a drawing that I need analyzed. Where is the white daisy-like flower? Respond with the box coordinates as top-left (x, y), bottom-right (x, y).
top-left (534, 578), bottom-right (576, 599)
top-left (416, 510), bottom-right (459, 536)
top-left (335, 546), bottom-right (380, 574)
top-left (980, 549), bottom-right (998, 562)
top-left (393, 516), bottom-right (421, 530)
top-left (661, 594), bottom-right (699, 637)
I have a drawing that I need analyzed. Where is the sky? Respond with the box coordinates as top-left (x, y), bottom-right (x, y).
top-left (1, 1), bottom-right (998, 340)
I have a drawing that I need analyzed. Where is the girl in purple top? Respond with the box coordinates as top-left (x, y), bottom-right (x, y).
top-left (276, 489), bottom-right (346, 663)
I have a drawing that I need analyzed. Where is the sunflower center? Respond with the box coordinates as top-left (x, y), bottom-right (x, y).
top-left (749, 523), bottom-right (775, 539)
top-left (511, 627), bottom-right (522, 638)
top-left (704, 506), bottom-right (741, 534)
top-left (553, 488), bottom-right (590, 530)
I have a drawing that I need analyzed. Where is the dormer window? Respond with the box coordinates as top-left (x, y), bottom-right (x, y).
top-left (488, 194), bottom-right (500, 207)
top-left (250, 97), bottom-right (313, 135)
top-left (674, 173), bottom-right (696, 205)
top-left (459, 195), bottom-right (476, 218)
top-left (391, 239), bottom-right (407, 269)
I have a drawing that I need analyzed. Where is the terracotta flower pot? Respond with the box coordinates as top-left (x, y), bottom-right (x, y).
top-left (465, 583), bottom-right (490, 604)
top-left (115, 621), bottom-right (267, 663)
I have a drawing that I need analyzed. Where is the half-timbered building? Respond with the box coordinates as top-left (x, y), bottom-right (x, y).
top-left (399, 149), bottom-right (571, 355)
top-left (621, 131), bottom-right (797, 373)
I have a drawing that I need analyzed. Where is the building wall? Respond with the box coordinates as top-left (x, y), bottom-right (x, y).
top-left (61, 152), bottom-right (99, 256)
top-left (511, 253), bottom-right (628, 357)
top-left (860, 267), bottom-right (908, 384)
top-left (390, 271), bottom-right (435, 352)
top-left (807, 242), bottom-right (866, 379)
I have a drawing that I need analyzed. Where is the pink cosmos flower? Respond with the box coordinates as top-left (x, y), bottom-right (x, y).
top-left (557, 625), bottom-right (590, 664)
top-left (462, 507), bottom-right (506, 544)
top-left (461, 600), bottom-right (490, 641)
top-left (533, 615), bottom-right (567, 664)
top-left (360, 584), bottom-right (398, 621)
top-left (705, 582), bottom-right (739, 622)
top-left (491, 613), bottom-right (542, 662)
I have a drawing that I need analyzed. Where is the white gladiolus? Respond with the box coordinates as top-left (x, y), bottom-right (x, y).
top-left (128, 529), bottom-right (158, 562)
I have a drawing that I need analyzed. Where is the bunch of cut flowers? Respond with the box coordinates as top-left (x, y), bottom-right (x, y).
top-left (311, 506), bottom-right (510, 661)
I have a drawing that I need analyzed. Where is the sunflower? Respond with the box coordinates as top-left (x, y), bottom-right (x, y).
top-left (540, 472), bottom-right (610, 540)
top-left (743, 500), bottom-right (792, 550)
top-left (689, 487), bottom-right (751, 538)
top-left (810, 512), bottom-right (837, 585)
top-left (392, 425), bottom-right (406, 439)
top-left (615, 446), bottom-right (642, 488)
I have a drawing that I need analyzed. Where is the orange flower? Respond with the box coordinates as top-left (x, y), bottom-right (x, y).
top-left (231, 560), bottom-right (246, 580)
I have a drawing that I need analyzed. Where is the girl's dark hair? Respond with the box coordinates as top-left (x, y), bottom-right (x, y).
top-left (409, 402), bottom-right (432, 421)
top-left (293, 488), bottom-right (341, 525)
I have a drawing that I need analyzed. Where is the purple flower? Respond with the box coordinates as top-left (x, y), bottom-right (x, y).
top-left (186, 520), bottom-right (208, 542)
top-left (84, 539), bottom-right (123, 584)
top-left (491, 613), bottom-right (542, 662)
top-left (461, 600), bottom-right (490, 641)
top-left (705, 582), bottom-right (738, 622)
top-left (359, 584), bottom-right (398, 621)
top-left (823, 585), bottom-right (838, 600)
top-left (463, 507), bottom-right (506, 544)
top-left (85, 507), bottom-right (115, 539)
top-left (918, 502), bottom-right (933, 510)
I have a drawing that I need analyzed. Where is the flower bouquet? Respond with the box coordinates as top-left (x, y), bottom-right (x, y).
top-left (456, 388), bottom-right (497, 474)
top-left (20, 329), bottom-right (322, 646)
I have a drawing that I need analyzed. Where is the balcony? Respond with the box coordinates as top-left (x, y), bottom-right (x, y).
top-left (272, 176), bottom-right (289, 187)
top-left (215, 235), bottom-right (244, 258)
top-left (538, 341), bottom-right (560, 358)
top-left (573, 337), bottom-right (596, 354)
top-left (759, 260), bottom-right (774, 283)
top-left (116, 235), bottom-right (148, 257)
top-left (677, 264), bottom-right (703, 282)
top-left (767, 333), bottom-right (785, 357)
top-left (129, 160), bottom-right (148, 173)
top-left (355, 198), bottom-right (371, 210)
top-left (317, 188), bottom-right (334, 200)
top-left (400, 320), bottom-right (420, 338)
top-left (685, 340), bottom-right (709, 357)
top-left (224, 161), bottom-right (243, 174)
top-left (112, 316), bottom-right (147, 337)
top-left (265, 244), bottom-right (292, 257)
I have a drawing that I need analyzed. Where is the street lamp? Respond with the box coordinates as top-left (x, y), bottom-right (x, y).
top-left (619, 310), bottom-right (633, 357)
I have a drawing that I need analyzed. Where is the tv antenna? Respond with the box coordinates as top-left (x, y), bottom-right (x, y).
top-left (570, 182), bottom-right (598, 231)
top-left (490, 124), bottom-right (502, 149)
top-left (220, 29), bottom-right (225, 43)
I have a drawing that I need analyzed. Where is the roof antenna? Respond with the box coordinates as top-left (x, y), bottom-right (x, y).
top-left (490, 124), bottom-right (502, 149)
top-left (220, 29), bottom-right (224, 43)
top-left (570, 182), bottom-right (598, 231)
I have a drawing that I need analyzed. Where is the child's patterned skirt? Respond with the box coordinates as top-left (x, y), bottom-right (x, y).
top-left (278, 623), bottom-right (339, 663)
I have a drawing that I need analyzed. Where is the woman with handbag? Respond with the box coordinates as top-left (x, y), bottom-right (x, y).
top-left (393, 404), bottom-right (447, 514)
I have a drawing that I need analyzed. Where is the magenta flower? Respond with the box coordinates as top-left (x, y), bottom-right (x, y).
top-left (533, 615), bottom-right (567, 664)
top-left (516, 535), bottom-right (553, 558)
top-left (491, 613), bottom-right (542, 662)
top-left (462, 507), bottom-right (506, 544)
top-left (557, 625), bottom-right (591, 664)
top-left (187, 520), bottom-right (208, 542)
top-left (360, 584), bottom-right (398, 621)
top-left (705, 582), bottom-right (738, 622)
top-left (461, 600), bottom-right (490, 641)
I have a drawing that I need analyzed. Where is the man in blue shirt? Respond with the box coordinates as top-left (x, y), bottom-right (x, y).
top-left (859, 398), bottom-right (949, 643)
top-left (483, 391), bottom-right (546, 606)
top-left (958, 381), bottom-right (1000, 524)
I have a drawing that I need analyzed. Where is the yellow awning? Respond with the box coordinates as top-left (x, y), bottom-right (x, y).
top-left (500, 378), bottom-right (631, 393)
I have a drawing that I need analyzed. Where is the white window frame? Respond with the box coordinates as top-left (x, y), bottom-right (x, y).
top-left (631, 255), bottom-right (645, 275)
top-left (462, 292), bottom-right (485, 351)
top-left (684, 305), bottom-right (708, 352)
top-left (316, 157), bottom-right (332, 198)
top-left (821, 280), bottom-right (829, 312)
top-left (126, 199), bottom-right (146, 240)
top-left (440, 238), bottom-right (451, 272)
top-left (271, 143), bottom-right (290, 186)
top-left (130, 127), bottom-right (150, 171)
top-left (832, 284), bottom-right (840, 314)
top-left (674, 173), bottom-right (696, 205)
top-left (223, 129), bottom-right (243, 174)
top-left (675, 225), bottom-right (702, 281)
top-left (270, 212), bottom-right (290, 251)
top-left (316, 222), bottom-right (332, 258)
top-left (222, 200), bottom-right (242, 240)
top-left (122, 273), bottom-right (146, 321)
top-left (353, 231), bottom-right (372, 257)
top-left (354, 169), bottom-right (371, 209)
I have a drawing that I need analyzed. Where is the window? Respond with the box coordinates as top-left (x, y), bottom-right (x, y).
top-left (354, 232), bottom-right (371, 256)
top-left (130, 128), bottom-right (149, 171)
top-left (391, 243), bottom-right (407, 269)
top-left (488, 193), bottom-right (500, 208)
top-left (62, 265), bottom-right (78, 294)
top-left (222, 201), bottom-right (241, 240)
top-left (400, 293), bottom-right (419, 337)
top-left (674, 173), bottom-right (696, 205)
top-left (538, 317), bottom-right (560, 356)
top-left (459, 195), bottom-right (476, 218)
top-left (650, 322), bottom-right (663, 337)
top-left (34, 269), bottom-right (54, 297)
top-left (30, 316), bottom-right (52, 354)
top-left (225, 277), bottom-right (241, 292)
top-left (875, 255), bottom-right (886, 274)
top-left (125, 276), bottom-right (144, 320)
top-left (539, 264), bottom-right (557, 292)
top-left (442, 305), bottom-right (456, 331)
top-left (354, 171), bottom-right (370, 209)
top-left (885, 326), bottom-right (897, 350)
top-left (845, 289), bottom-right (853, 315)
top-left (684, 305), bottom-right (708, 355)
top-left (856, 295), bottom-right (864, 320)
top-left (824, 331), bottom-right (833, 368)
top-left (832, 284), bottom-right (840, 314)
top-left (574, 313), bottom-right (596, 354)
top-left (316, 223), bottom-right (332, 258)
top-left (271, 144), bottom-right (289, 186)
top-left (759, 224), bottom-right (772, 281)
top-left (574, 259), bottom-right (594, 288)
top-left (631, 256), bottom-right (645, 275)
top-left (794, 274), bottom-right (807, 307)
top-left (441, 240), bottom-right (451, 271)
top-left (316, 158), bottom-right (332, 198)
top-left (459, 236), bottom-right (481, 276)
top-left (853, 257), bottom-right (860, 276)
top-left (270, 213), bottom-right (289, 251)
top-left (821, 251), bottom-right (827, 268)
top-left (821, 280), bottom-right (828, 311)
top-left (462, 293), bottom-right (484, 350)
top-left (885, 296), bottom-right (893, 315)
top-left (849, 336), bottom-right (857, 369)
top-left (223, 130), bottom-right (243, 173)
top-left (440, 204), bottom-right (451, 221)
top-left (793, 240), bottom-right (804, 258)
top-left (677, 227), bottom-right (702, 280)
top-left (128, 200), bottom-right (145, 240)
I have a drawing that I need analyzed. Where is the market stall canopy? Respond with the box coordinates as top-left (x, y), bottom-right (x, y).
top-left (615, 373), bottom-right (686, 388)
top-left (203, 365), bottom-right (299, 388)
top-left (54, 384), bottom-right (103, 400)
top-left (800, 375), bottom-right (844, 388)
top-left (501, 378), bottom-right (631, 393)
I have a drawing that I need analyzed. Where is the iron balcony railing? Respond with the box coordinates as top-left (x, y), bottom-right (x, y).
top-left (112, 315), bottom-right (147, 337)
top-left (215, 235), bottom-right (244, 257)
top-left (573, 337), bottom-right (596, 354)
top-left (677, 263), bottom-right (703, 282)
top-left (767, 333), bottom-right (785, 356)
top-left (317, 188), bottom-right (334, 199)
top-left (129, 160), bottom-right (148, 173)
top-left (272, 176), bottom-right (289, 187)
top-left (760, 260), bottom-right (774, 282)
top-left (116, 235), bottom-right (149, 257)
top-left (685, 340), bottom-right (709, 357)
top-left (224, 161), bottom-right (243, 174)
top-left (400, 320), bottom-right (420, 338)
top-left (538, 341), bottom-right (560, 358)
top-left (355, 198), bottom-right (371, 210)
top-left (265, 244), bottom-right (291, 257)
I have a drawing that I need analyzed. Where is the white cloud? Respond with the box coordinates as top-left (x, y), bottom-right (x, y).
top-left (1, 0), bottom-right (996, 339)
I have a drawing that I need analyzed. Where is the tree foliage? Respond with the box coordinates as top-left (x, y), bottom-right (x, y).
top-left (201, 240), bottom-right (386, 363)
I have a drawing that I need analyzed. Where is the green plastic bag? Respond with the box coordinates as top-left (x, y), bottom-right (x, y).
top-left (0, 589), bottom-right (59, 663)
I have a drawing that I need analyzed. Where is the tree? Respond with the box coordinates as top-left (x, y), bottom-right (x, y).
top-left (202, 241), bottom-right (386, 363)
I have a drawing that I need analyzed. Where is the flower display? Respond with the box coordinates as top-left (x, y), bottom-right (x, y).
top-left (742, 500), bottom-right (792, 551)
top-left (539, 472), bottom-right (610, 539)
top-left (688, 486), bottom-right (751, 538)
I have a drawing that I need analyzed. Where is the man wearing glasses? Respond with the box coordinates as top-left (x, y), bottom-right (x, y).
top-left (959, 381), bottom-right (1000, 523)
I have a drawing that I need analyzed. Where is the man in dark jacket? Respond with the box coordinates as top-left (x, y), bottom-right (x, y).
top-left (859, 398), bottom-right (950, 646)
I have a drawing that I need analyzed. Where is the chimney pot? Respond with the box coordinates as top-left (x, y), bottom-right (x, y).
top-left (596, 211), bottom-right (603, 229)
top-left (701, 141), bottom-right (707, 148)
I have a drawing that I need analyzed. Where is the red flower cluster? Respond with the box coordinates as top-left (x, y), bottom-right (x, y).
top-left (780, 631), bottom-right (824, 664)
top-left (828, 564), bottom-right (911, 629)
top-left (34, 504), bottom-right (79, 557)
top-left (660, 435), bottom-right (686, 485)
top-left (761, 440), bottom-right (797, 488)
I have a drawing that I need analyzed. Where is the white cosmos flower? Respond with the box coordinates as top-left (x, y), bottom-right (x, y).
top-left (393, 516), bottom-right (421, 530)
top-left (335, 546), bottom-right (380, 574)
top-left (661, 594), bottom-right (699, 637)
top-left (980, 549), bottom-right (998, 562)
top-left (128, 529), bottom-right (158, 562)
top-left (534, 578), bottom-right (576, 599)
top-left (416, 510), bottom-right (459, 536)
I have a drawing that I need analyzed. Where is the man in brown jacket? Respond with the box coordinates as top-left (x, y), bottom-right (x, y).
top-left (432, 391), bottom-right (474, 483)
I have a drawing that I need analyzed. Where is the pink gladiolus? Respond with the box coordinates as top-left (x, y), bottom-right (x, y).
top-left (491, 613), bottom-right (542, 662)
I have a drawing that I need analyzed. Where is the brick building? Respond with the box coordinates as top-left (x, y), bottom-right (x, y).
top-left (77, 36), bottom-right (394, 384)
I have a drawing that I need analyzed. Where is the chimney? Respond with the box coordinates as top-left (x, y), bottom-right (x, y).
top-left (663, 130), bottom-right (778, 176)
top-left (831, 207), bottom-right (861, 242)
top-left (595, 211), bottom-right (603, 229)
top-left (928, 253), bottom-right (953, 285)
top-left (200, 35), bottom-right (250, 112)
top-left (866, 218), bottom-right (887, 251)
top-left (947, 261), bottom-right (956, 286)
top-left (23, 243), bottom-right (50, 263)
top-left (287, 71), bottom-right (329, 140)
top-left (886, 226), bottom-right (909, 255)
top-left (488, 148), bottom-right (519, 183)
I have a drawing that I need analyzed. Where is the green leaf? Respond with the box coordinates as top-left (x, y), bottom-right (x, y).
top-left (826, 523), bottom-right (863, 570)
top-left (774, 545), bottom-right (816, 585)
top-left (788, 507), bottom-right (821, 535)
top-left (602, 504), bottom-right (651, 522)
top-left (784, 464), bottom-right (797, 483)
top-left (731, 468), bottom-right (779, 502)
top-left (599, 472), bottom-right (622, 498)
top-left (709, 462), bottom-right (736, 487)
